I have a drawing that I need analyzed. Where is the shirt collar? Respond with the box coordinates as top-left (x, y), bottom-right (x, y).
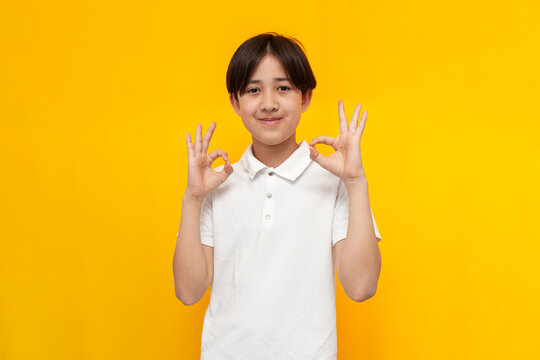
top-left (241, 140), bottom-right (312, 182)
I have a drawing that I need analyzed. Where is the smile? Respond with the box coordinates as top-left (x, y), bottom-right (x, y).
top-left (258, 118), bottom-right (282, 126)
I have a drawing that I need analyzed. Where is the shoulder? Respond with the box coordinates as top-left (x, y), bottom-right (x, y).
top-left (302, 160), bottom-right (342, 189)
top-left (210, 160), bottom-right (246, 198)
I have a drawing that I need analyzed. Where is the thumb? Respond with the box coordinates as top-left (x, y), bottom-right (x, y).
top-left (309, 145), bottom-right (325, 166)
top-left (224, 161), bottom-right (234, 175)
top-left (219, 160), bottom-right (234, 180)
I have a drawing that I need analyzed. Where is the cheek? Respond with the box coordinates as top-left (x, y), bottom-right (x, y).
top-left (285, 97), bottom-right (302, 110)
top-left (241, 102), bottom-right (258, 115)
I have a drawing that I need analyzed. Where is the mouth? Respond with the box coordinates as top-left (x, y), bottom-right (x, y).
top-left (258, 117), bottom-right (282, 126)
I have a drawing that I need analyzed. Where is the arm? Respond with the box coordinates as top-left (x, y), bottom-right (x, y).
top-left (173, 121), bottom-right (233, 306)
top-left (309, 100), bottom-right (381, 302)
top-left (173, 193), bottom-right (213, 306)
top-left (334, 177), bottom-right (381, 302)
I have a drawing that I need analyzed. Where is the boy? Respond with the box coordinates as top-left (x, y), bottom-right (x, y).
top-left (173, 32), bottom-right (382, 360)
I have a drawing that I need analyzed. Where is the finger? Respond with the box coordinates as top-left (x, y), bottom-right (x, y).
top-left (186, 132), bottom-right (194, 158)
top-left (208, 149), bottom-right (234, 178)
top-left (202, 121), bottom-right (216, 154)
top-left (356, 110), bottom-right (368, 138)
top-left (310, 136), bottom-right (337, 150)
top-left (221, 159), bottom-right (234, 176)
top-left (207, 149), bottom-right (229, 167)
top-left (308, 143), bottom-right (329, 168)
top-left (349, 104), bottom-right (362, 134)
top-left (194, 123), bottom-right (203, 154)
top-left (338, 100), bottom-right (348, 134)
top-left (221, 162), bottom-right (234, 176)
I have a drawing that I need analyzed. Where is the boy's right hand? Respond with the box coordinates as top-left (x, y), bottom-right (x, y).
top-left (185, 121), bottom-right (234, 199)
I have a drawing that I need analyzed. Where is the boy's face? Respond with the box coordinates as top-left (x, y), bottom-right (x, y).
top-left (229, 54), bottom-right (312, 147)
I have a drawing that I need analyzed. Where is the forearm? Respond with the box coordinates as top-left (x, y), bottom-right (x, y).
top-left (339, 177), bottom-right (381, 300)
top-left (173, 193), bottom-right (208, 304)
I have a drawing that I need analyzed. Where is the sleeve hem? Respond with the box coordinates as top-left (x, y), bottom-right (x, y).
top-left (201, 234), bottom-right (214, 247)
top-left (332, 230), bottom-right (348, 247)
top-left (333, 233), bottom-right (382, 245)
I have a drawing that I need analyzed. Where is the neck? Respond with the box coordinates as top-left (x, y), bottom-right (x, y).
top-left (251, 135), bottom-right (300, 168)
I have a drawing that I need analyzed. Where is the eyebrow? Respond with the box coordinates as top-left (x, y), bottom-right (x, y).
top-left (247, 77), bottom-right (290, 84)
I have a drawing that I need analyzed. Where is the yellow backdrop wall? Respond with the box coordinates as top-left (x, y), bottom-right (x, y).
top-left (1, 0), bottom-right (539, 359)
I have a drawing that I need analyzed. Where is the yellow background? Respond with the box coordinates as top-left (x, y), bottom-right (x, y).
top-left (1, 0), bottom-right (539, 359)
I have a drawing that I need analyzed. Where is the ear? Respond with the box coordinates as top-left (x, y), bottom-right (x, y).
top-left (301, 88), bottom-right (313, 113)
top-left (229, 93), bottom-right (241, 116)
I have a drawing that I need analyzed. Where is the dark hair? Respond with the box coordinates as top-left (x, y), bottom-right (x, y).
top-left (226, 32), bottom-right (317, 102)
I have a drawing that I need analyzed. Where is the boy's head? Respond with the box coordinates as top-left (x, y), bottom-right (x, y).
top-left (227, 32), bottom-right (317, 147)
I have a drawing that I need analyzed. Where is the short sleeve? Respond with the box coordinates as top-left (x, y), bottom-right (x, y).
top-left (332, 179), bottom-right (382, 246)
top-left (199, 191), bottom-right (214, 247)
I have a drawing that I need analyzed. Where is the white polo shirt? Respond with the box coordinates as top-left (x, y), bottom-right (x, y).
top-left (195, 139), bottom-right (381, 360)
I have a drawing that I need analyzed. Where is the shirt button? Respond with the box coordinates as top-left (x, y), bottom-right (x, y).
top-left (266, 192), bottom-right (272, 198)
top-left (268, 171), bottom-right (274, 176)
top-left (265, 214), bottom-right (271, 220)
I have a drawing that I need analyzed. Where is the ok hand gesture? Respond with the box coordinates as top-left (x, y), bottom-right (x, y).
top-left (185, 122), bottom-right (234, 199)
top-left (309, 100), bottom-right (368, 183)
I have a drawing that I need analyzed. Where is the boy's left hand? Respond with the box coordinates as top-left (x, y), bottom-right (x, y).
top-left (309, 100), bottom-right (368, 183)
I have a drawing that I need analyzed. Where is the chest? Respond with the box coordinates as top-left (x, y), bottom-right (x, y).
top-left (211, 169), bottom-right (339, 261)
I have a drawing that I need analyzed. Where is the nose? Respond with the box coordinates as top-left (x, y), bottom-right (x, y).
top-left (260, 91), bottom-right (279, 112)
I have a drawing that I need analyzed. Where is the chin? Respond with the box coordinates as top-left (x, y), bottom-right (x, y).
top-left (254, 136), bottom-right (285, 146)
top-left (249, 131), bottom-right (281, 143)
top-left (256, 131), bottom-right (297, 146)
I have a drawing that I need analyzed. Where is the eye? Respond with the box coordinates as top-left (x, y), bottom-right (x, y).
top-left (246, 86), bottom-right (290, 94)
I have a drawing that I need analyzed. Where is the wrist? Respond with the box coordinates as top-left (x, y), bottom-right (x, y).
top-left (343, 175), bottom-right (368, 191)
top-left (183, 191), bottom-right (205, 203)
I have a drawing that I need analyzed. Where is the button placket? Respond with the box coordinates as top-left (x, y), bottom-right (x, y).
top-left (262, 168), bottom-right (275, 227)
